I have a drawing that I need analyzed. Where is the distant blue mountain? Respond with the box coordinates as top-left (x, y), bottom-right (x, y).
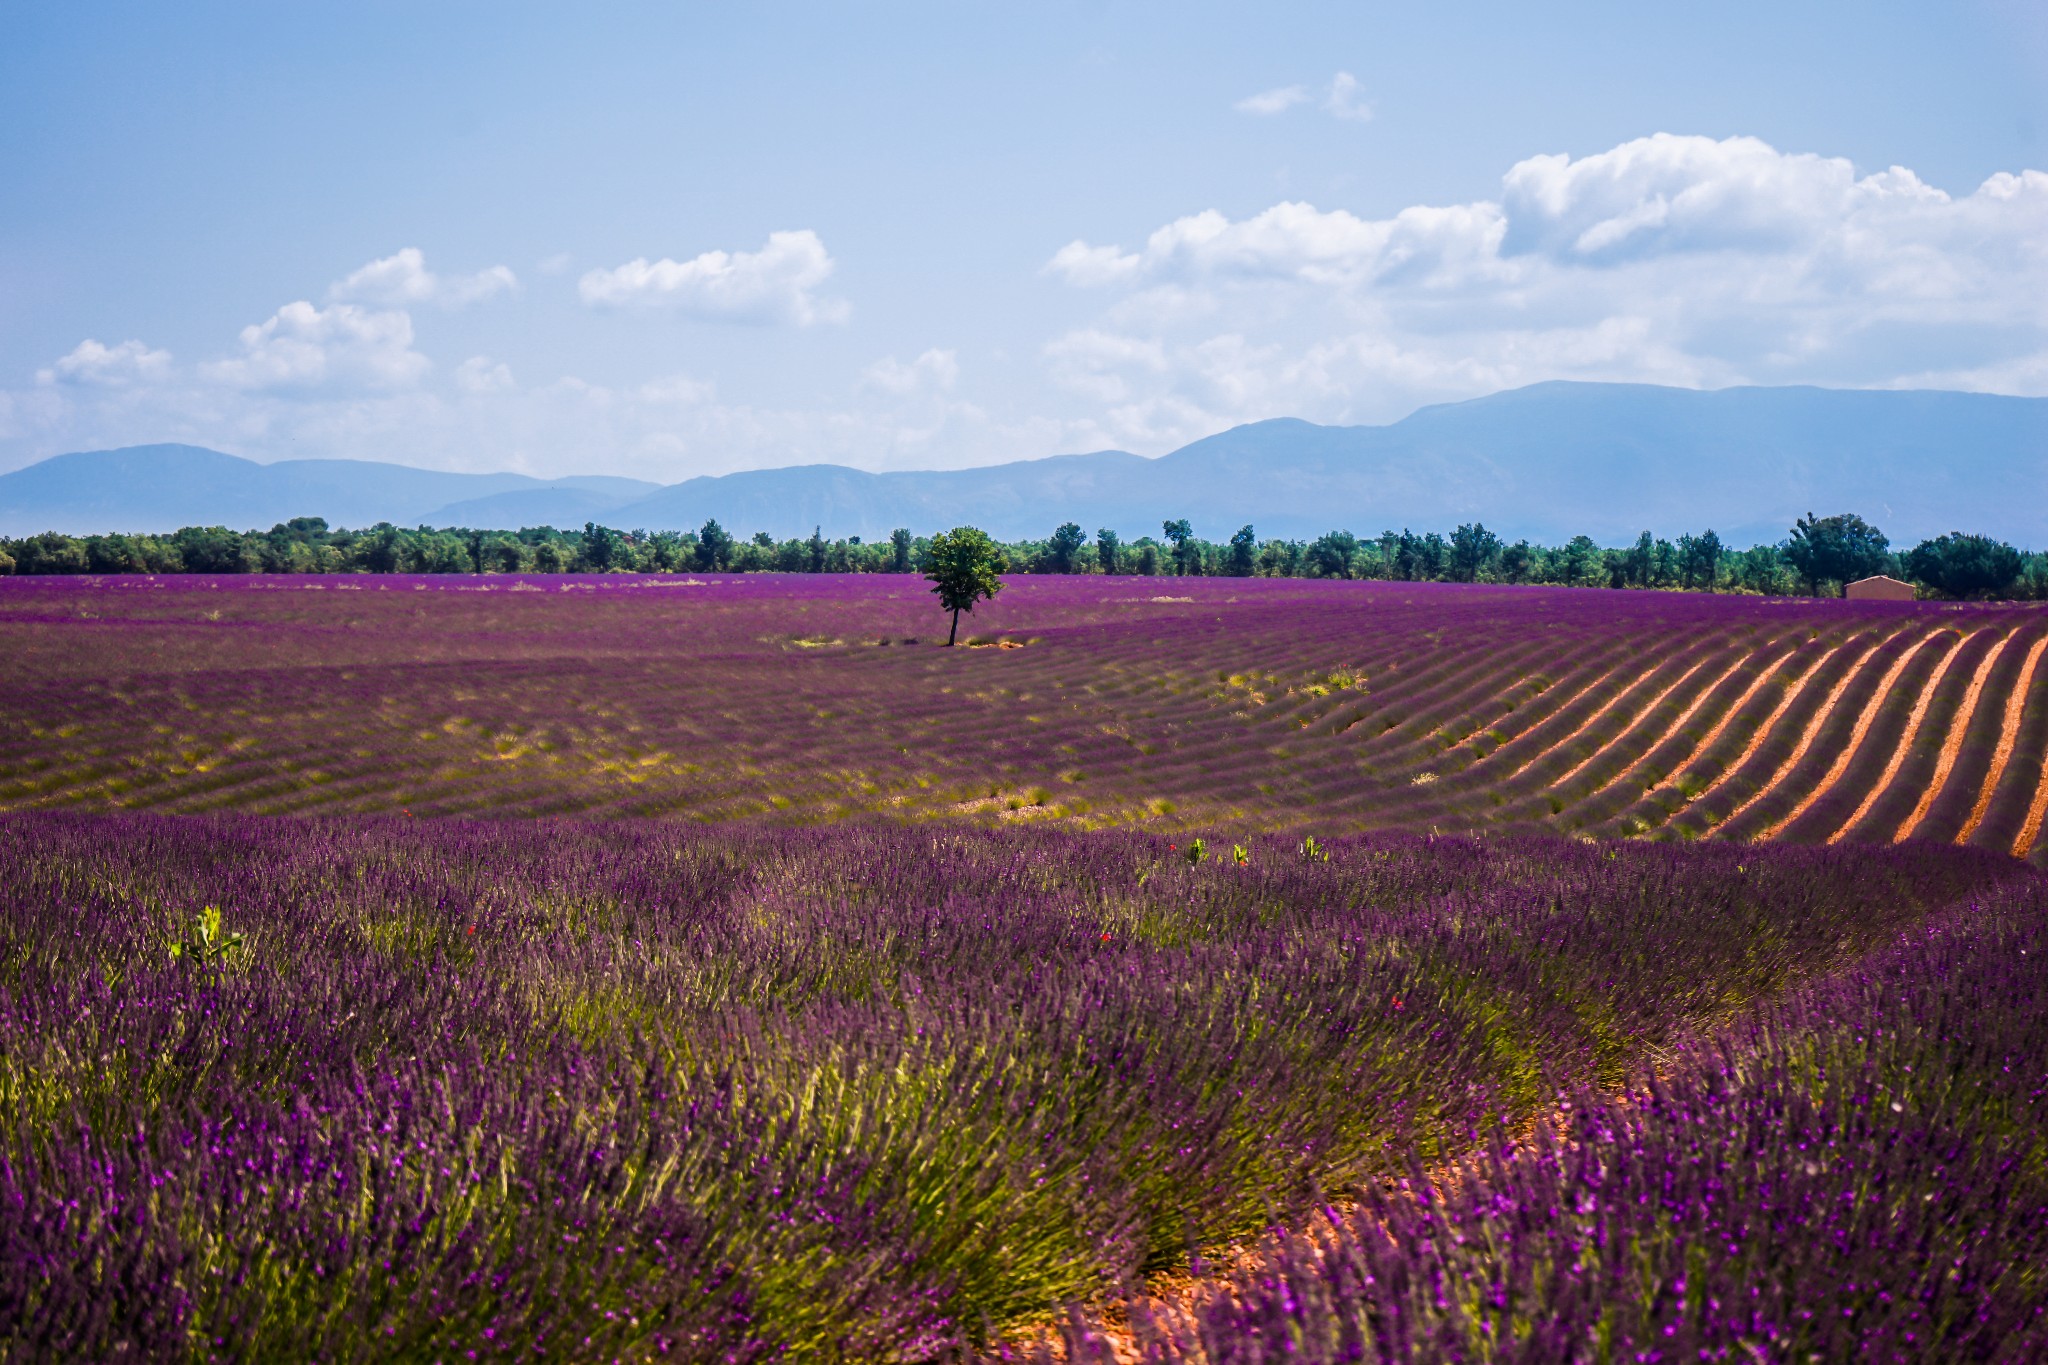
top-left (0, 445), bottom-right (660, 538)
top-left (3, 384), bottom-right (2044, 546)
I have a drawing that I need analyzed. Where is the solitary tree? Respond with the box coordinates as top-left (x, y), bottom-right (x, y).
top-left (1783, 512), bottom-right (1889, 596)
top-left (1096, 528), bottom-right (1122, 575)
top-left (1906, 532), bottom-right (2022, 600)
top-left (924, 526), bottom-right (1005, 645)
top-left (1046, 522), bottom-right (1088, 573)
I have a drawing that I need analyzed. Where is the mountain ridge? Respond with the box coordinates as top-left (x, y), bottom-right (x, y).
top-left (3, 382), bottom-right (2043, 546)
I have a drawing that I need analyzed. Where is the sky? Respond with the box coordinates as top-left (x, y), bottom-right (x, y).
top-left (1, 0), bottom-right (2044, 482)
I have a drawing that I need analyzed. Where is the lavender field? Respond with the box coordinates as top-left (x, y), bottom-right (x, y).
top-left (1045, 887), bottom-right (2048, 1362)
top-left (2, 815), bottom-right (2037, 1360)
top-left (2, 575), bottom-right (2046, 1360)
top-left (6, 574), bottom-right (2048, 855)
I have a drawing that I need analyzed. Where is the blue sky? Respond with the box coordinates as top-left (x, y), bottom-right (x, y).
top-left (2, 0), bottom-right (2043, 480)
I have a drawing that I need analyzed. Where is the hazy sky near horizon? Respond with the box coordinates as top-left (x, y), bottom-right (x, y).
top-left (2, 1), bottom-right (2044, 481)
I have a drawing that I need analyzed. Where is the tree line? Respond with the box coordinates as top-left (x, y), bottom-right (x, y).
top-left (0, 511), bottom-right (2040, 601)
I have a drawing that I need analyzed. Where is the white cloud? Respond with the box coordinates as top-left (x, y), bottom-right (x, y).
top-left (1044, 240), bottom-right (1145, 287)
top-left (7, 134), bottom-right (2044, 484)
top-left (863, 348), bottom-right (959, 395)
top-left (201, 301), bottom-right (431, 392)
top-left (329, 248), bottom-right (518, 308)
top-left (1049, 199), bottom-right (1507, 291)
top-left (1234, 73), bottom-right (1372, 121)
top-left (578, 229), bottom-right (849, 325)
top-left (1235, 84), bottom-right (1308, 116)
top-left (1323, 71), bottom-right (1373, 122)
top-left (1039, 134), bottom-right (2048, 448)
top-left (36, 339), bottom-right (172, 387)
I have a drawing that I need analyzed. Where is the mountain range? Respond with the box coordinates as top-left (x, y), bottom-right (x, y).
top-left (3, 382), bottom-right (2044, 547)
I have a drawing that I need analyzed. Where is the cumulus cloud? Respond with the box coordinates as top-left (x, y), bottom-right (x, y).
top-left (36, 339), bottom-right (172, 387)
top-left (8, 134), bottom-right (2044, 483)
top-left (1047, 199), bottom-right (1508, 292)
top-left (1040, 133), bottom-right (2048, 447)
top-left (578, 230), bottom-right (849, 325)
top-left (329, 248), bottom-right (518, 308)
top-left (1235, 84), bottom-right (1308, 116)
top-left (863, 348), bottom-right (959, 395)
top-left (201, 301), bottom-right (431, 392)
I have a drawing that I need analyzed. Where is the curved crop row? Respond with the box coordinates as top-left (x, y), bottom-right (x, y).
top-left (1820, 626), bottom-right (1992, 844)
top-left (5, 576), bottom-right (2048, 851)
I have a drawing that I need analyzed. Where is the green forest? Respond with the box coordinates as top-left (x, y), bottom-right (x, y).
top-left (0, 512), bottom-right (2037, 601)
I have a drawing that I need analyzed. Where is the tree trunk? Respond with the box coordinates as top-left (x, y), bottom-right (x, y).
top-left (948, 607), bottom-right (961, 646)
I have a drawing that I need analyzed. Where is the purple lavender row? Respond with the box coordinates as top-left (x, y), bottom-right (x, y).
top-left (0, 814), bottom-right (2021, 1358)
top-left (1048, 889), bottom-right (2048, 1363)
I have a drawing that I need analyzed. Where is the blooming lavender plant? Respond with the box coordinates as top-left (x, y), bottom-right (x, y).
top-left (0, 814), bottom-right (2023, 1359)
top-left (1041, 891), bottom-right (2048, 1363)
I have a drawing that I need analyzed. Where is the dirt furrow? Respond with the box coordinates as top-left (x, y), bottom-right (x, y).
top-left (1583, 645), bottom-right (1775, 800)
top-left (1653, 639), bottom-right (1854, 829)
top-left (1958, 633), bottom-right (2048, 845)
top-left (1888, 630), bottom-right (2015, 843)
top-left (1753, 628), bottom-right (1950, 842)
top-left (1545, 657), bottom-right (1712, 789)
top-left (1712, 630), bottom-right (1914, 837)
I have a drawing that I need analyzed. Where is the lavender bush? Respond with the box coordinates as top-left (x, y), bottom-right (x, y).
top-left (1050, 890), bottom-right (2048, 1363)
top-left (0, 815), bottom-right (2017, 1358)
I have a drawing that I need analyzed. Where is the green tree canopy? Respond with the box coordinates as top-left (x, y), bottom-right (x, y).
top-left (1095, 528), bottom-right (1122, 575)
top-left (1783, 512), bottom-right (1890, 596)
top-left (1677, 529), bottom-right (1723, 591)
top-left (1448, 523), bottom-right (1501, 582)
top-left (1906, 532), bottom-right (2022, 600)
top-left (1227, 525), bottom-right (1257, 577)
top-left (1307, 530), bottom-right (1358, 579)
top-left (578, 522), bottom-right (624, 573)
top-left (1046, 522), bottom-right (1087, 573)
top-left (924, 526), bottom-right (1005, 645)
top-left (695, 519), bottom-right (734, 571)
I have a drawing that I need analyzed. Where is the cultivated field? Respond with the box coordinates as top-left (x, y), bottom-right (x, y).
top-left (4, 574), bottom-right (2048, 858)
top-left (3, 574), bottom-right (2046, 1361)
top-left (3, 817), bottom-right (2040, 1360)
